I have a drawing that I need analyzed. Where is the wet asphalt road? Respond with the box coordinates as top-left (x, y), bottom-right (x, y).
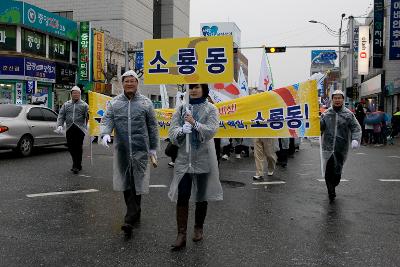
top-left (0, 139), bottom-right (400, 266)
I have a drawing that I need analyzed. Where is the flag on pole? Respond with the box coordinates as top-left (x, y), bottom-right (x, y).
top-left (209, 82), bottom-right (240, 103)
top-left (238, 66), bottom-right (249, 97)
top-left (257, 51), bottom-right (274, 92)
top-left (160, 84), bottom-right (169, 108)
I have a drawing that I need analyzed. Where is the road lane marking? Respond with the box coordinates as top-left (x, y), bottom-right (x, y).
top-left (297, 173), bottom-right (310, 176)
top-left (356, 153), bottom-right (367, 155)
top-left (317, 179), bottom-right (349, 182)
top-left (252, 181), bottom-right (286, 185)
top-left (79, 174), bottom-right (91, 178)
top-left (27, 189), bottom-right (99, 198)
top-left (149, 185), bottom-right (168, 188)
top-left (387, 156), bottom-right (400, 159)
top-left (379, 179), bottom-right (400, 182)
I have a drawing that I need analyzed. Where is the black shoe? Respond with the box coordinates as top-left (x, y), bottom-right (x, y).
top-left (71, 167), bottom-right (79, 174)
top-left (329, 193), bottom-right (336, 202)
top-left (121, 223), bottom-right (133, 234)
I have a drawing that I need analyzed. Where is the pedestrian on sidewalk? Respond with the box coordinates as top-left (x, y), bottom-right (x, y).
top-left (252, 138), bottom-right (278, 180)
top-left (168, 83), bottom-right (223, 250)
top-left (100, 70), bottom-right (159, 236)
top-left (56, 86), bottom-right (89, 174)
top-left (320, 90), bottom-right (361, 202)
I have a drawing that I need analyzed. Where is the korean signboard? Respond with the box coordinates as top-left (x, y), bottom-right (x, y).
top-left (26, 81), bottom-right (35, 95)
top-left (25, 58), bottom-right (56, 83)
top-left (21, 28), bottom-right (46, 56)
top-left (389, 0), bottom-right (400, 60)
top-left (15, 82), bottom-right (23, 105)
top-left (93, 30), bottom-right (105, 81)
top-left (200, 22), bottom-right (241, 48)
top-left (23, 2), bottom-right (77, 41)
top-left (0, 1), bottom-right (23, 24)
top-left (78, 21), bottom-right (91, 81)
top-left (0, 25), bottom-right (16, 51)
top-left (353, 26), bottom-right (359, 72)
top-left (311, 50), bottom-right (337, 65)
top-left (144, 36), bottom-right (234, 85)
top-left (135, 51), bottom-right (144, 70)
top-left (56, 62), bottom-right (76, 85)
top-left (50, 36), bottom-right (69, 61)
top-left (358, 26), bottom-right (370, 75)
top-left (373, 0), bottom-right (384, 68)
top-left (0, 56), bottom-right (25, 78)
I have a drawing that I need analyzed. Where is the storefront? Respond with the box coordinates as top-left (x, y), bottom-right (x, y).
top-left (0, 56), bottom-right (56, 108)
top-left (360, 74), bottom-right (383, 112)
top-left (54, 62), bottom-right (77, 113)
top-left (385, 77), bottom-right (400, 114)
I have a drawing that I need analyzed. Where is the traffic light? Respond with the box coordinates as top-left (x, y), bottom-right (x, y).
top-left (265, 46), bottom-right (286, 53)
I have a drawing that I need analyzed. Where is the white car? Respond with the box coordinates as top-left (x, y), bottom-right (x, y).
top-left (0, 104), bottom-right (67, 156)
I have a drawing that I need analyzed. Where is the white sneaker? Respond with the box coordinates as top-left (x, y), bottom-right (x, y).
top-left (253, 175), bottom-right (263, 180)
top-left (168, 162), bottom-right (175, 167)
top-left (222, 154), bottom-right (229, 160)
top-left (267, 171), bottom-right (274, 176)
top-left (235, 154), bottom-right (241, 159)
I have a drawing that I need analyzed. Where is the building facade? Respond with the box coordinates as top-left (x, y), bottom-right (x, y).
top-left (0, 1), bottom-right (78, 111)
top-left (23, 0), bottom-right (190, 107)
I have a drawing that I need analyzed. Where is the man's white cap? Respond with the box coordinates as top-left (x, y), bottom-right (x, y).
top-left (122, 70), bottom-right (139, 81)
top-left (332, 90), bottom-right (344, 97)
top-left (71, 86), bottom-right (81, 93)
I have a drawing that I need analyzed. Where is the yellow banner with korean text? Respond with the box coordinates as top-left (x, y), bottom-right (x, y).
top-left (88, 91), bottom-right (112, 136)
top-left (156, 80), bottom-right (320, 138)
top-left (144, 36), bottom-right (234, 85)
top-left (93, 30), bottom-right (105, 81)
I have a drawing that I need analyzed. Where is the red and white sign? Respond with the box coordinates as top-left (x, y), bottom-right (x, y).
top-left (358, 26), bottom-right (370, 75)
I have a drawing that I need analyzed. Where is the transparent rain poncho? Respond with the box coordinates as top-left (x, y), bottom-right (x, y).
top-left (168, 101), bottom-right (223, 202)
top-left (320, 106), bottom-right (362, 175)
top-left (57, 99), bottom-right (89, 134)
top-left (100, 93), bottom-right (159, 193)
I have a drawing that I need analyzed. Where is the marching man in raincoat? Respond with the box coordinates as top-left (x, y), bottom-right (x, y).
top-left (100, 70), bottom-right (159, 235)
top-left (320, 90), bottom-right (361, 202)
top-left (56, 86), bottom-right (89, 174)
top-left (168, 84), bottom-right (223, 250)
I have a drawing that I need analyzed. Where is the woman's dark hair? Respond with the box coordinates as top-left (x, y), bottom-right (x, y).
top-left (188, 84), bottom-right (209, 98)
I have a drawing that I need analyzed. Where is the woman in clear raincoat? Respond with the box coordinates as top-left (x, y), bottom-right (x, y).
top-left (168, 84), bottom-right (222, 250)
top-left (100, 70), bottom-right (159, 234)
top-left (320, 90), bottom-right (361, 201)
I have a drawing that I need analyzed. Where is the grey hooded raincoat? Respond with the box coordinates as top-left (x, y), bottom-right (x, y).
top-left (100, 93), bottom-right (159, 193)
top-left (57, 99), bottom-right (89, 134)
top-left (320, 106), bottom-right (362, 175)
top-left (168, 102), bottom-right (223, 202)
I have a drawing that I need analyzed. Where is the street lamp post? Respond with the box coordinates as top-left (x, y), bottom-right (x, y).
top-left (309, 13), bottom-right (346, 92)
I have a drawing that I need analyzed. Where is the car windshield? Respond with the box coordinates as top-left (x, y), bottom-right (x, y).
top-left (0, 105), bottom-right (22, 118)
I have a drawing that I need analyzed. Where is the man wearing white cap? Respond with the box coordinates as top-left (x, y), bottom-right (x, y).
top-left (320, 90), bottom-right (361, 202)
top-left (100, 70), bottom-right (159, 236)
top-left (56, 86), bottom-right (89, 174)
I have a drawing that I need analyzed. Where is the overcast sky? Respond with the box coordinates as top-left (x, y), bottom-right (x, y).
top-left (190, 0), bottom-right (372, 88)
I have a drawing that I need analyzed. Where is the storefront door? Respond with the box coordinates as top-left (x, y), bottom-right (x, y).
top-left (0, 83), bottom-right (14, 104)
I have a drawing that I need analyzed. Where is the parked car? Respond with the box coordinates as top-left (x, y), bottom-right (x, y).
top-left (0, 104), bottom-right (67, 156)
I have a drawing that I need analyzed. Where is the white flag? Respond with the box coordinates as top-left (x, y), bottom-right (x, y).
top-left (257, 51), bottom-right (274, 92)
top-left (160, 84), bottom-right (169, 108)
top-left (175, 91), bottom-right (185, 107)
top-left (238, 66), bottom-right (249, 97)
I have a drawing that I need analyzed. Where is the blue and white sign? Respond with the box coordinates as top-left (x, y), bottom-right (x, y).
top-left (389, 0), bottom-right (400, 60)
top-left (200, 22), bottom-right (241, 47)
top-left (0, 56), bottom-right (25, 78)
top-left (311, 50), bottom-right (337, 65)
top-left (135, 51), bottom-right (144, 70)
top-left (26, 81), bottom-right (35, 95)
top-left (25, 58), bottom-right (56, 83)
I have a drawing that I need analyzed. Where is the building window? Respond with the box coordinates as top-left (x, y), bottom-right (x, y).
top-left (21, 28), bottom-right (46, 56)
top-left (49, 36), bottom-right (70, 61)
top-left (153, 0), bottom-right (162, 39)
top-left (53, 11), bottom-right (73, 20)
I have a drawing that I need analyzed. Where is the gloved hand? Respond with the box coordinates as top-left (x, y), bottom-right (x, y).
top-left (101, 134), bottom-right (111, 148)
top-left (54, 126), bottom-right (63, 134)
top-left (149, 149), bottom-right (157, 160)
top-left (351, 140), bottom-right (359, 149)
top-left (182, 122), bottom-right (192, 134)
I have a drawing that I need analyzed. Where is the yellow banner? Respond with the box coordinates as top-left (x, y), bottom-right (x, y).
top-left (156, 80), bottom-right (320, 138)
top-left (93, 30), bottom-right (105, 81)
top-left (88, 91), bottom-right (112, 136)
top-left (144, 36), bottom-right (234, 85)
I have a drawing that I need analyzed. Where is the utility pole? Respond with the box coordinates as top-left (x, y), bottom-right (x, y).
top-left (124, 42), bottom-right (129, 71)
top-left (338, 13), bottom-right (346, 92)
top-left (348, 16), bottom-right (355, 105)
